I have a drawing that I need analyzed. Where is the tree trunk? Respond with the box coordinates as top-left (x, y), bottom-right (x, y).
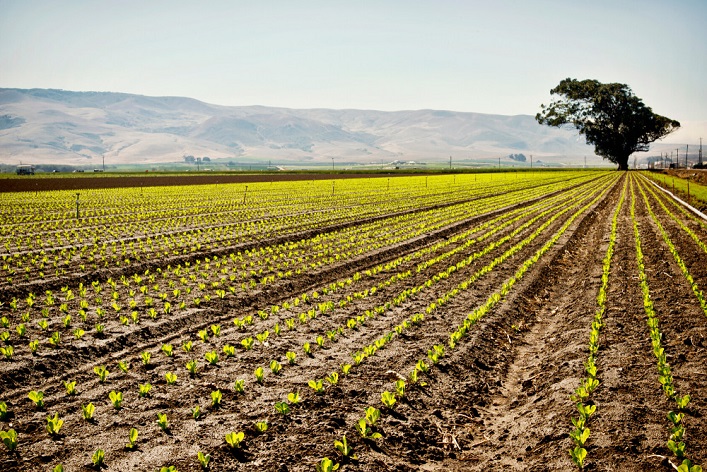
top-left (616, 154), bottom-right (630, 171)
top-left (617, 161), bottom-right (629, 171)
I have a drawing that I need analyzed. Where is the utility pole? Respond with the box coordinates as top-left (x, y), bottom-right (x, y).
top-left (686, 145), bottom-right (689, 168)
top-left (676, 149), bottom-right (679, 168)
top-left (449, 155), bottom-right (452, 170)
top-left (530, 155), bottom-right (533, 169)
top-left (498, 157), bottom-right (500, 169)
top-left (699, 138), bottom-right (703, 166)
top-left (102, 155), bottom-right (105, 172)
top-left (331, 157), bottom-right (334, 171)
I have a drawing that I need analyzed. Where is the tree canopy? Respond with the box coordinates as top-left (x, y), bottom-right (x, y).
top-left (536, 78), bottom-right (680, 170)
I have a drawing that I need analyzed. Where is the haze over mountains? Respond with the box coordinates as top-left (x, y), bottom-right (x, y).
top-left (0, 88), bottom-right (603, 167)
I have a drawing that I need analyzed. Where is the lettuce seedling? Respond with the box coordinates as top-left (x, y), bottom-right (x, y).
top-left (64, 380), bottom-right (77, 395)
top-left (287, 392), bottom-right (301, 405)
top-left (316, 336), bottom-right (325, 349)
top-left (211, 324), bottom-right (221, 337)
top-left (334, 435), bottom-right (357, 459)
top-left (125, 427), bottom-right (138, 450)
top-left (92, 449), bottom-right (105, 467)
top-left (16, 324), bottom-right (26, 338)
top-left (198, 329), bottom-right (209, 343)
top-left (315, 457), bottom-right (340, 472)
top-left (326, 372), bottom-right (339, 386)
top-left (186, 359), bottom-right (199, 376)
top-left (676, 394), bottom-right (691, 410)
top-left (234, 379), bottom-right (245, 394)
top-left (286, 351), bottom-right (297, 365)
top-left (308, 379), bottom-right (324, 394)
top-left (365, 406), bottom-right (381, 426)
top-left (381, 391), bottom-right (397, 409)
top-left (395, 379), bottom-right (406, 398)
top-left (94, 365), bottom-right (109, 382)
top-left (139, 383), bottom-right (152, 398)
top-left (73, 328), bottom-right (85, 340)
top-left (48, 331), bottom-right (61, 348)
top-left (82, 403), bottom-right (95, 421)
top-left (677, 459), bottom-right (703, 472)
top-left (569, 446), bottom-right (587, 468)
top-left (355, 418), bottom-right (382, 440)
top-left (165, 372), bottom-right (177, 385)
top-left (197, 451), bottom-right (211, 469)
top-left (182, 340), bottom-right (193, 352)
top-left (240, 337), bottom-right (254, 350)
top-left (141, 351), bottom-right (151, 366)
top-left (274, 401), bottom-right (290, 416)
top-left (29, 339), bottom-right (39, 354)
top-left (205, 351), bottom-right (219, 366)
top-left (117, 360), bottom-right (129, 373)
top-left (46, 412), bottom-right (64, 436)
top-left (667, 439), bottom-right (686, 459)
top-left (28, 390), bottom-right (44, 409)
top-left (270, 360), bottom-right (282, 375)
top-left (161, 344), bottom-right (173, 357)
top-left (0, 401), bottom-right (8, 420)
top-left (303, 342), bottom-right (312, 356)
top-left (255, 421), bottom-right (268, 433)
top-left (211, 390), bottom-right (222, 408)
top-left (222, 344), bottom-right (236, 357)
top-left (109, 391), bottom-right (123, 409)
top-left (1, 429), bottom-right (18, 452)
top-left (1, 346), bottom-right (14, 360)
top-left (256, 331), bottom-right (270, 345)
top-left (570, 426), bottom-right (590, 447)
top-left (225, 431), bottom-right (245, 449)
top-left (95, 323), bottom-right (105, 335)
top-left (254, 367), bottom-right (265, 384)
top-left (53, 464), bottom-right (64, 472)
top-left (157, 413), bottom-right (169, 432)
top-left (192, 405), bottom-right (201, 420)
top-left (341, 364), bottom-right (352, 376)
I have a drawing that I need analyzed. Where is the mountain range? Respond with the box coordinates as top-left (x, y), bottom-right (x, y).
top-left (0, 88), bottom-right (603, 167)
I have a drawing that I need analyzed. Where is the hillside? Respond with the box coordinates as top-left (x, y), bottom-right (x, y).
top-left (0, 88), bottom-right (599, 167)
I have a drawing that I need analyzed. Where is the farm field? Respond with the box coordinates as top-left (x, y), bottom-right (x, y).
top-left (0, 171), bottom-right (706, 471)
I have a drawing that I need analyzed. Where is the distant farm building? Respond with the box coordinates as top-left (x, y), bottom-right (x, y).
top-left (16, 164), bottom-right (35, 175)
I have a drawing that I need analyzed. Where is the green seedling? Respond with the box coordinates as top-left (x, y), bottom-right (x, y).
top-left (92, 449), bottom-right (105, 467)
top-left (160, 466), bottom-right (177, 472)
top-left (186, 359), bottom-right (199, 376)
top-left (182, 340), bottom-right (193, 352)
top-left (365, 406), bottom-right (381, 426)
top-left (667, 439), bottom-right (686, 459)
top-left (286, 351), bottom-right (297, 365)
top-left (53, 465), bottom-right (64, 472)
top-left (198, 329), bottom-right (209, 343)
top-left (157, 413), bottom-right (169, 432)
top-left (395, 379), bottom-right (406, 398)
top-left (341, 364), bottom-right (352, 375)
top-left (316, 335), bottom-right (325, 348)
top-left (1, 429), bottom-right (18, 451)
top-left (210, 324), bottom-right (221, 337)
top-left (64, 380), bottom-right (77, 395)
top-left (569, 446), bottom-right (587, 468)
top-left (82, 403), bottom-right (95, 421)
top-left (308, 379), bottom-right (324, 394)
top-left (334, 435), bottom-right (356, 459)
top-left (315, 457), bottom-right (340, 472)
top-left (0, 401), bottom-right (8, 420)
top-left (73, 328), bottom-right (85, 339)
top-left (141, 351), bottom-right (151, 366)
top-left (570, 426), bottom-right (590, 447)
top-left (165, 372), bottom-right (177, 385)
top-left (139, 383), bottom-right (152, 398)
top-left (381, 391), bottom-right (397, 409)
top-left (222, 344), bottom-right (235, 357)
top-left (355, 418), bottom-right (382, 439)
top-left (303, 342), bottom-right (312, 356)
top-left (225, 431), bottom-right (245, 449)
top-left (676, 394), bottom-right (691, 410)
top-left (211, 390), bottom-right (222, 408)
top-left (109, 390), bottom-right (123, 409)
top-left (161, 344), bottom-right (173, 357)
top-left (125, 427), bottom-right (138, 449)
top-left (197, 451), bottom-right (211, 469)
top-left (270, 360), bottom-right (282, 375)
top-left (117, 360), bottom-right (129, 373)
top-left (254, 366), bottom-right (265, 384)
top-left (192, 405), bottom-right (201, 420)
top-left (95, 323), bottom-right (105, 335)
top-left (28, 390), bottom-right (44, 409)
top-left (255, 421), bottom-right (268, 433)
top-left (29, 339), bottom-right (39, 354)
top-left (326, 372), bottom-right (339, 386)
top-left (287, 392), bottom-right (301, 405)
top-left (256, 331), bottom-right (269, 345)
top-left (416, 359), bottom-right (429, 373)
top-left (274, 401), bottom-right (290, 416)
top-left (240, 337), bottom-right (254, 350)
top-left (205, 351), bottom-right (219, 365)
top-left (46, 412), bottom-right (64, 436)
top-left (234, 379), bottom-right (245, 394)
top-left (677, 459), bottom-right (703, 472)
top-left (94, 365), bottom-right (109, 382)
top-left (0, 345), bottom-right (14, 360)
top-left (48, 331), bottom-right (61, 348)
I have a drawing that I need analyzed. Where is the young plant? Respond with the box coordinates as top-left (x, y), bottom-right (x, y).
top-left (381, 391), bottom-right (397, 409)
top-left (234, 379), bottom-right (246, 394)
top-left (287, 392), bottom-right (301, 405)
top-left (255, 421), bottom-right (268, 433)
top-left (198, 329), bottom-right (209, 343)
top-left (355, 418), bottom-right (382, 440)
top-left (46, 412), bottom-right (64, 436)
top-left (82, 403), bottom-right (95, 421)
top-left (95, 365), bottom-right (109, 382)
top-left (192, 405), bottom-right (201, 420)
top-left (365, 407), bottom-right (381, 426)
top-left (73, 328), bottom-right (85, 339)
top-left (309, 378), bottom-right (325, 395)
top-left (157, 413), bottom-right (169, 432)
top-left (28, 390), bottom-right (44, 409)
top-left (274, 401), bottom-right (290, 416)
top-left (286, 351), bottom-right (297, 365)
top-left (334, 435), bottom-right (357, 459)
top-left (161, 344), bottom-right (174, 357)
top-left (0, 401), bottom-right (8, 420)
top-left (197, 451), bottom-right (211, 469)
top-left (125, 427), bottom-right (138, 450)
top-left (211, 390), bottom-right (222, 408)
top-left (29, 339), bottom-right (39, 354)
top-left (109, 390), bottom-right (123, 409)
top-left (315, 457), bottom-right (340, 472)
top-left (341, 364), bottom-right (352, 376)
top-left (0, 429), bottom-right (18, 452)
top-left (64, 380), bottom-right (77, 395)
top-left (303, 342), bottom-right (312, 356)
top-left (139, 383), bottom-right (152, 398)
top-left (182, 340), bottom-right (193, 352)
top-left (270, 360), bottom-right (282, 375)
top-left (240, 337), bottom-right (254, 350)
top-left (91, 448), bottom-right (105, 468)
top-left (254, 366), bottom-right (265, 384)
top-left (225, 431), bottom-right (245, 449)
top-left (186, 359), bottom-right (199, 376)
top-left (326, 372), bottom-right (339, 386)
top-left (222, 344), bottom-right (236, 357)
top-left (165, 372), bottom-right (177, 385)
top-left (395, 379), bottom-right (406, 398)
top-left (0, 345), bottom-right (14, 360)
top-left (204, 351), bottom-right (219, 366)
top-left (141, 351), bottom-right (151, 366)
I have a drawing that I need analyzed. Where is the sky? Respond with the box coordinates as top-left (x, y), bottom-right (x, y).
top-left (1, 0), bottom-right (705, 142)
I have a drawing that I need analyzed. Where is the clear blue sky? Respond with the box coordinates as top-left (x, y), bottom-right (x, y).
top-left (1, 0), bottom-right (705, 140)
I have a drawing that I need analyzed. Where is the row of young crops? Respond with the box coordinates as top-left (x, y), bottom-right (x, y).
top-left (1, 170), bottom-right (705, 471)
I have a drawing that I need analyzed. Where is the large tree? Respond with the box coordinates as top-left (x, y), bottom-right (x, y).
top-left (536, 78), bottom-right (680, 170)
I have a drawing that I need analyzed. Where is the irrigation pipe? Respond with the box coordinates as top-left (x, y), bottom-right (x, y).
top-left (648, 179), bottom-right (707, 222)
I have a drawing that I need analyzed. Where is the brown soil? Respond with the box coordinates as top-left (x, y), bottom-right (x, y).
top-left (1, 172), bottom-right (706, 471)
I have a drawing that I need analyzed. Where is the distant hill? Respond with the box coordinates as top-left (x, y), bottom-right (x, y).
top-left (0, 88), bottom-right (600, 167)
